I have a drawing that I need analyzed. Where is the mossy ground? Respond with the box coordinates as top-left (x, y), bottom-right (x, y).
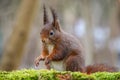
top-left (0, 69), bottom-right (119, 80)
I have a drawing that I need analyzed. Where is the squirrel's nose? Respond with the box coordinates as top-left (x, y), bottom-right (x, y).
top-left (42, 39), bottom-right (45, 43)
top-left (42, 38), bottom-right (49, 43)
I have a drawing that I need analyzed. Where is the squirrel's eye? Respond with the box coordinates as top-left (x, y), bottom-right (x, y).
top-left (49, 30), bottom-right (54, 36)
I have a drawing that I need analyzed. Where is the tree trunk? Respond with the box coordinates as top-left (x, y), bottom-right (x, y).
top-left (1, 0), bottom-right (39, 71)
top-left (81, 0), bottom-right (94, 65)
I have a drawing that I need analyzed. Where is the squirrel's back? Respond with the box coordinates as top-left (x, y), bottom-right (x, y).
top-left (60, 31), bottom-right (84, 55)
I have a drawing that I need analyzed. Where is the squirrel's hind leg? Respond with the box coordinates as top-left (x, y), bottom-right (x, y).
top-left (65, 55), bottom-right (85, 72)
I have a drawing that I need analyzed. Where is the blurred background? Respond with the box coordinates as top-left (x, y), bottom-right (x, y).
top-left (0, 0), bottom-right (120, 71)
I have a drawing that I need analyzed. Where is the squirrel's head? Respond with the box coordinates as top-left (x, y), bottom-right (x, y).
top-left (40, 5), bottom-right (61, 44)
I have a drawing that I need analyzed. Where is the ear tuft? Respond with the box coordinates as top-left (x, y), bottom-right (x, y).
top-left (43, 4), bottom-right (49, 25)
top-left (52, 20), bottom-right (61, 31)
top-left (50, 7), bottom-right (61, 31)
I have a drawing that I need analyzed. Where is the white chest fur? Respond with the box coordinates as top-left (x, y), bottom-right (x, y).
top-left (51, 61), bottom-right (65, 71)
top-left (47, 44), bottom-right (54, 54)
top-left (47, 44), bottom-right (65, 71)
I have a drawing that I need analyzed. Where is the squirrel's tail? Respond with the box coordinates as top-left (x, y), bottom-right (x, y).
top-left (85, 63), bottom-right (118, 74)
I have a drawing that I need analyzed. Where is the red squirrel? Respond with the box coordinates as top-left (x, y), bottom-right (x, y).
top-left (35, 5), bottom-right (118, 73)
top-left (35, 5), bottom-right (85, 72)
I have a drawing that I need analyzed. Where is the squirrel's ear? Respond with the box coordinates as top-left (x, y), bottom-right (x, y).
top-left (50, 7), bottom-right (61, 31)
top-left (43, 5), bottom-right (49, 25)
top-left (53, 19), bottom-right (61, 32)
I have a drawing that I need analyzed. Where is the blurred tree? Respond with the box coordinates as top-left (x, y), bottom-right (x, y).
top-left (117, 0), bottom-right (120, 28)
top-left (108, 1), bottom-right (119, 65)
top-left (0, 19), bottom-right (3, 58)
top-left (94, 0), bottom-right (118, 65)
top-left (81, 0), bottom-right (94, 65)
top-left (0, 0), bottom-right (39, 71)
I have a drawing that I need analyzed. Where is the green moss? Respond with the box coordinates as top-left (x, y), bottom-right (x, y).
top-left (0, 69), bottom-right (119, 80)
top-left (39, 69), bottom-right (57, 80)
top-left (93, 72), bottom-right (120, 80)
top-left (0, 69), bottom-right (39, 80)
top-left (71, 72), bottom-right (96, 80)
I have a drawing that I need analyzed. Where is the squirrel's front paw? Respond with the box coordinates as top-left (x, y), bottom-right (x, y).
top-left (34, 55), bottom-right (45, 67)
top-left (45, 57), bottom-right (51, 65)
top-left (34, 58), bottom-right (40, 67)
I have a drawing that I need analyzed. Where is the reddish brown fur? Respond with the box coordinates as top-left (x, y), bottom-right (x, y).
top-left (34, 6), bottom-right (85, 72)
top-left (85, 64), bottom-right (118, 74)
